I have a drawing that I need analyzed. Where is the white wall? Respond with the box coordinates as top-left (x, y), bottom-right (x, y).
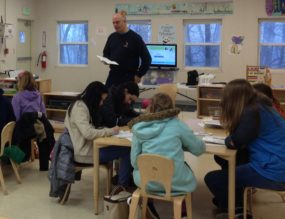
top-left (1, 0), bottom-right (285, 91)
top-left (0, 0), bottom-right (36, 73)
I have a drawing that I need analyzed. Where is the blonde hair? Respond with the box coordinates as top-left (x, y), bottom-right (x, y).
top-left (147, 93), bottom-right (174, 113)
top-left (17, 71), bottom-right (37, 91)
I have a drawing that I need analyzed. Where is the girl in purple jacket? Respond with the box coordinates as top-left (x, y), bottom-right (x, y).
top-left (12, 71), bottom-right (46, 121)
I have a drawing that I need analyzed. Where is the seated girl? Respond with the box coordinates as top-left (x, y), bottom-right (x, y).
top-left (253, 82), bottom-right (285, 119)
top-left (129, 92), bottom-right (205, 194)
top-left (65, 81), bottom-right (132, 187)
top-left (101, 81), bottom-right (140, 127)
top-left (11, 71), bottom-right (54, 170)
top-left (205, 79), bottom-right (285, 219)
top-left (0, 88), bottom-right (15, 140)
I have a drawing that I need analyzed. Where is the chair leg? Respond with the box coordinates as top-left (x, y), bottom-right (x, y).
top-left (141, 197), bottom-right (148, 219)
top-left (243, 187), bottom-right (253, 219)
top-left (185, 194), bottom-right (192, 219)
top-left (59, 183), bottom-right (71, 205)
top-left (0, 164), bottom-right (8, 195)
top-left (9, 159), bottom-right (21, 184)
top-left (128, 189), bottom-right (140, 219)
top-left (173, 197), bottom-right (184, 219)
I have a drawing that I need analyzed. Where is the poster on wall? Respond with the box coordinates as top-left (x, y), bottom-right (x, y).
top-left (266, 0), bottom-right (285, 16)
top-left (246, 65), bottom-right (272, 85)
top-left (229, 36), bottom-right (244, 54)
top-left (158, 24), bottom-right (176, 43)
top-left (115, 1), bottom-right (233, 16)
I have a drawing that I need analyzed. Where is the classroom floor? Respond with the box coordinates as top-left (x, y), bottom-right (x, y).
top-left (0, 112), bottom-right (284, 219)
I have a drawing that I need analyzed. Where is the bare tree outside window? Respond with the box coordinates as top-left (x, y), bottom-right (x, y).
top-left (127, 20), bottom-right (151, 43)
top-left (59, 22), bottom-right (88, 65)
top-left (184, 21), bottom-right (221, 67)
top-left (259, 20), bottom-right (285, 69)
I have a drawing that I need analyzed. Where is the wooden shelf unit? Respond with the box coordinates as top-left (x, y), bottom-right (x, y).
top-left (43, 92), bottom-right (80, 121)
top-left (1, 78), bottom-right (51, 96)
top-left (197, 85), bottom-right (224, 118)
top-left (197, 85), bottom-right (285, 118)
top-left (272, 87), bottom-right (285, 111)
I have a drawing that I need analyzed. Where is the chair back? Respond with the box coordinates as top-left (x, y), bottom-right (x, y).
top-left (137, 154), bottom-right (174, 200)
top-left (0, 122), bottom-right (16, 157)
top-left (155, 84), bottom-right (177, 105)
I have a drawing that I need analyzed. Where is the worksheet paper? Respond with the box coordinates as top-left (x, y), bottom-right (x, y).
top-left (114, 130), bottom-right (133, 141)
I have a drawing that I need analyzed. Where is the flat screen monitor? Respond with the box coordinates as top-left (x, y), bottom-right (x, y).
top-left (146, 44), bottom-right (177, 68)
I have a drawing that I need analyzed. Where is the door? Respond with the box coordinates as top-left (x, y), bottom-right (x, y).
top-left (16, 20), bottom-right (32, 71)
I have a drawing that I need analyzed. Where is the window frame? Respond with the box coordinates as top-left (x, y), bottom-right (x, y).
top-left (183, 19), bottom-right (222, 69)
top-left (127, 20), bottom-right (152, 43)
top-left (57, 21), bottom-right (89, 67)
top-left (258, 18), bottom-right (285, 69)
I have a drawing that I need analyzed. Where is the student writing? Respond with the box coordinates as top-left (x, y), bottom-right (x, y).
top-left (128, 93), bottom-right (205, 218)
top-left (205, 79), bottom-right (285, 219)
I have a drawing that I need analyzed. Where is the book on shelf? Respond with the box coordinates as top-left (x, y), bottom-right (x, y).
top-left (97, 55), bottom-right (119, 65)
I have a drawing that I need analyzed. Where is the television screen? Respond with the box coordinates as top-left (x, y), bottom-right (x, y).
top-left (146, 44), bottom-right (177, 68)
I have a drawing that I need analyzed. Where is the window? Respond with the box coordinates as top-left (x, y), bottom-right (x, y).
top-left (127, 20), bottom-right (151, 43)
top-left (184, 20), bottom-right (222, 68)
top-left (19, 31), bottom-right (25, 44)
top-left (259, 20), bottom-right (285, 69)
top-left (58, 22), bottom-right (88, 65)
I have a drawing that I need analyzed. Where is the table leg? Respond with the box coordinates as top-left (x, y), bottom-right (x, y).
top-left (227, 155), bottom-right (236, 219)
top-left (94, 144), bottom-right (100, 215)
top-left (219, 153), bottom-right (236, 219)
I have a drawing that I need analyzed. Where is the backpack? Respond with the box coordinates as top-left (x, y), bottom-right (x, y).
top-left (186, 70), bottom-right (199, 86)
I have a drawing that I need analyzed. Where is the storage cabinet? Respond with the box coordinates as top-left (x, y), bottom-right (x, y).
top-left (197, 85), bottom-right (285, 118)
top-left (43, 92), bottom-right (79, 121)
top-left (272, 88), bottom-right (285, 111)
top-left (197, 85), bottom-right (224, 118)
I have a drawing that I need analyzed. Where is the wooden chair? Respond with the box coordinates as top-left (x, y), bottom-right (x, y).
top-left (0, 121), bottom-right (22, 195)
top-left (59, 161), bottom-right (113, 205)
top-left (243, 187), bottom-right (285, 219)
top-left (128, 154), bottom-right (192, 219)
top-left (155, 84), bottom-right (178, 105)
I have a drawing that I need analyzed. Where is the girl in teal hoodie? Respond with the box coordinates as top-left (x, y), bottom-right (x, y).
top-left (128, 93), bottom-right (205, 195)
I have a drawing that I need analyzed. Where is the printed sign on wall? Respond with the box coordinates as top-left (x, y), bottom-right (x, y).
top-left (158, 24), bottom-right (176, 43)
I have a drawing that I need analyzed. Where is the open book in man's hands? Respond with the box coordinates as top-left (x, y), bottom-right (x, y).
top-left (97, 55), bottom-right (119, 65)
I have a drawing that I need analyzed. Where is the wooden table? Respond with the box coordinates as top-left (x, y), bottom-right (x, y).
top-left (93, 120), bottom-right (236, 219)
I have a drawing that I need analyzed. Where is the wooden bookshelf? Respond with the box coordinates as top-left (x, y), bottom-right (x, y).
top-left (272, 87), bottom-right (285, 111)
top-left (197, 85), bottom-right (224, 118)
top-left (0, 78), bottom-right (51, 96)
top-left (43, 91), bottom-right (79, 121)
top-left (197, 85), bottom-right (285, 118)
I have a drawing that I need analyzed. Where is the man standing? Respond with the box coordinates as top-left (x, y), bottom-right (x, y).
top-left (103, 11), bottom-right (151, 88)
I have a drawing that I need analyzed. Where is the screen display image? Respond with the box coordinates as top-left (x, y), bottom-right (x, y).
top-left (146, 44), bottom-right (177, 68)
